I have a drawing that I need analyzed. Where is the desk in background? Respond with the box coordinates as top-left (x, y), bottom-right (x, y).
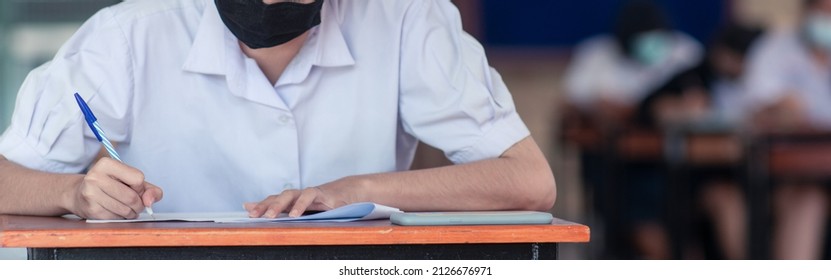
top-left (746, 132), bottom-right (831, 259)
top-left (560, 121), bottom-right (744, 259)
top-left (0, 215), bottom-right (589, 260)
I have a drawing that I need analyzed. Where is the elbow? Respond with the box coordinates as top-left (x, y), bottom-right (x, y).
top-left (501, 137), bottom-right (557, 211)
top-left (534, 171), bottom-right (557, 211)
top-left (519, 167), bottom-right (557, 212)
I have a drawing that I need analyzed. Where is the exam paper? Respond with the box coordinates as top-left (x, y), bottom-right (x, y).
top-left (83, 212), bottom-right (248, 223)
top-left (82, 202), bottom-right (401, 223)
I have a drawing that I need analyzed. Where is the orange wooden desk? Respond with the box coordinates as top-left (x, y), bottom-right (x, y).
top-left (0, 215), bottom-right (589, 260)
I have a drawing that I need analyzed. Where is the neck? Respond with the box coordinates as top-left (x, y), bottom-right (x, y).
top-left (240, 31), bottom-right (310, 85)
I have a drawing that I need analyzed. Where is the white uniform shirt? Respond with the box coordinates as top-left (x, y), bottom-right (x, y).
top-left (709, 78), bottom-right (750, 126)
top-left (0, 0), bottom-right (529, 212)
top-left (563, 33), bottom-right (703, 108)
top-left (744, 31), bottom-right (831, 128)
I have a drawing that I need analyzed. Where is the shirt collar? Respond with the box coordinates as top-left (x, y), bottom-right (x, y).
top-left (181, 1), bottom-right (227, 75)
top-left (309, 5), bottom-right (355, 68)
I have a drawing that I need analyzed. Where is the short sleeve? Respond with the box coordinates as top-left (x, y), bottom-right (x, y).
top-left (398, 0), bottom-right (530, 164)
top-left (0, 7), bottom-right (134, 173)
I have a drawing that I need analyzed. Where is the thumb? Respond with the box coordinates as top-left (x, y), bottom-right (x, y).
top-left (142, 182), bottom-right (164, 207)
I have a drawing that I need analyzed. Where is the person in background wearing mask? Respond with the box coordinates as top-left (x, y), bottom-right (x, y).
top-left (743, 0), bottom-right (831, 259)
top-left (695, 25), bottom-right (761, 260)
top-left (702, 26), bottom-right (762, 127)
top-left (633, 24), bottom-right (759, 130)
top-left (0, 0), bottom-right (556, 220)
top-left (645, 24), bottom-right (760, 260)
top-left (562, 0), bottom-right (703, 259)
top-left (564, 0), bottom-right (702, 124)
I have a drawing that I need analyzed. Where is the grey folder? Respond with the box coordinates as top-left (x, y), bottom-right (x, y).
top-left (390, 211), bottom-right (553, 226)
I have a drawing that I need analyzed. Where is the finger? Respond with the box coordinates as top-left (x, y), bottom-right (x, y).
top-left (89, 179), bottom-right (139, 219)
top-left (248, 197), bottom-right (271, 218)
top-left (249, 190), bottom-right (297, 217)
top-left (248, 204), bottom-right (264, 218)
top-left (81, 174), bottom-right (139, 219)
top-left (260, 195), bottom-right (293, 218)
top-left (97, 178), bottom-right (145, 216)
top-left (243, 202), bottom-right (257, 212)
top-left (248, 197), bottom-right (273, 217)
top-left (289, 188), bottom-right (319, 217)
top-left (141, 182), bottom-right (164, 207)
top-left (253, 191), bottom-right (299, 218)
top-left (306, 187), bottom-right (337, 211)
top-left (92, 157), bottom-right (146, 193)
top-left (85, 204), bottom-right (125, 220)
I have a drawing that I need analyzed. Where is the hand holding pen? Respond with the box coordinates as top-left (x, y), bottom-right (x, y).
top-left (70, 93), bottom-right (163, 220)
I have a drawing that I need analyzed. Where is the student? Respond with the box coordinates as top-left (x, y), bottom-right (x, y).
top-left (0, 0), bottom-right (556, 220)
top-left (699, 25), bottom-right (762, 260)
top-left (743, 0), bottom-right (831, 259)
top-left (702, 26), bottom-right (762, 127)
top-left (635, 24), bottom-right (763, 260)
top-left (563, 0), bottom-right (702, 124)
top-left (562, 0), bottom-right (703, 259)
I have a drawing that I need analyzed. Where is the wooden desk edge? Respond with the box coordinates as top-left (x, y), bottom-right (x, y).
top-left (1, 218), bottom-right (590, 248)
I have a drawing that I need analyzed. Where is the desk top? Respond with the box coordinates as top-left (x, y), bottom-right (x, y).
top-left (616, 130), bottom-right (742, 165)
top-left (0, 215), bottom-right (590, 248)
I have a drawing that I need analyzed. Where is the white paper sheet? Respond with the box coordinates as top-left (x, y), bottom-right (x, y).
top-left (82, 202), bottom-right (401, 224)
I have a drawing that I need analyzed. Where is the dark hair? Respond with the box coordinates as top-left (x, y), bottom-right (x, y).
top-left (806, 0), bottom-right (820, 9)
top-left (712, 24), bottom-right (763, 56)
top-left (613, 0), bottom-right (671, 55)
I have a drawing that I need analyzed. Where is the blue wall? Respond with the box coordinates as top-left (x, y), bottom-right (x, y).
top-left (481, 0), bottom-right (727, 47)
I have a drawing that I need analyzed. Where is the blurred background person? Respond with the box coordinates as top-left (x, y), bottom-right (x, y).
top-left (701, 26), bottom-right (762, 127)
top-left (637, 22), bottom-right (762, 259)
top-left (742, 0), bottom-right (831, 260)
top-left (637, 24), bottom-right (762, 128)
top-left (564, 0), bottom-right (702, 126)
top-left (696, 24), bottom-right (762, 260)
top-left (563, 0), bottom-right (703, 259)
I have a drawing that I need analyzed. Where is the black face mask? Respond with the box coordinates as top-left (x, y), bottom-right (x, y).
top-left (215, 0), bottom-right (324, 49)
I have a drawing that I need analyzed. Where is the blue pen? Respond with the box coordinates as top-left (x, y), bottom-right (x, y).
top-left (74, 93), bottom-right (155, 218)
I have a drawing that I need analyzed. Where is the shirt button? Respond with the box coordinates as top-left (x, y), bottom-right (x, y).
top-left (279, 115), bottom-right (292, 124)
top-left (283, 183), bottom-right (294, 189)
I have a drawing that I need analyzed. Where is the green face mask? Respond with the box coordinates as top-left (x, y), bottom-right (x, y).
top-left (631, 31), bottom-right (672, 66)
top-left (806, 12), bottom-right (831, 53)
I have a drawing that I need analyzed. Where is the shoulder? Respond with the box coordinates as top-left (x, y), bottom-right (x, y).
top-left (670, 32), bottom-right (703, 53)
top-left (748, 30), bottom-right (804, 63)
top-left (327, 0), bottom-right (458, 26)
top-left (327, 0), bottom-right (447, 13)
top-left (84, 0), bottom-right (207, 32)
top-left (667, 31), bottom-right (704, 65)
top-left (106, 0), bottom-right (206, 20)
top-left (568, 35), bottom-right (622, 66)
top-left (63, 0), bottom-right (210, 59)
top-left (756, 30), bottom-right (801, 50)
top-left (574, 35), bottom-right (620, 55)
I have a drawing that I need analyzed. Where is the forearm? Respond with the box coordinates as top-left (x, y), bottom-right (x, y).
top-left (0, 156), bottom-right (80, 216)
top-left (350, 137), bottom-right (556, 212)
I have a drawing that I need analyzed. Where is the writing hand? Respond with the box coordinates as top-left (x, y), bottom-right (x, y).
top-left (67, 158), bottom-right (163, 219)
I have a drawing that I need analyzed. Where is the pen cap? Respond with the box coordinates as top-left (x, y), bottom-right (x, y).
top-left (74, 93), bottom-right (102, 141)
top-left (74, 93), bottom-right (97, 123)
